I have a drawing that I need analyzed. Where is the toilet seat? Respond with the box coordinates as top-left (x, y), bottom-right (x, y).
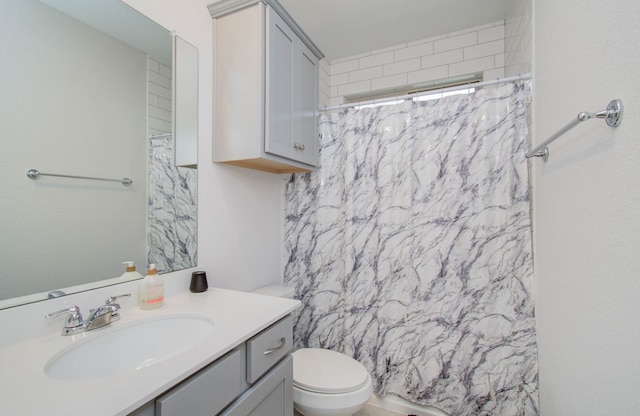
top-left (293, 348), bottom-right (370, 394)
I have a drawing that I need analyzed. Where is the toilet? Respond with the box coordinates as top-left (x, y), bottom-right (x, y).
top-left (252, 285), bottom-right (374, 416)
top-left (293, 348), bottom-right (373, 416)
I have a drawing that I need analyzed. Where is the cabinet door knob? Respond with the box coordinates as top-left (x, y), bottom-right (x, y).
top-left (293, 143), bottom-right (305, 151)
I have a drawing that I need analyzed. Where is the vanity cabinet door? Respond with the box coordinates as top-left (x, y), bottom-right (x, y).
top-left (156, 347), bottom-right (245, 416)
top-left (220, 355), bottom-right (293, 416)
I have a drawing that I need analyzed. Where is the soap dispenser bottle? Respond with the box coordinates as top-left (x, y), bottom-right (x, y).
top-left (139, 264), bottom-right (164, 309)
top-left (120, 261), bottom-right (143, 280)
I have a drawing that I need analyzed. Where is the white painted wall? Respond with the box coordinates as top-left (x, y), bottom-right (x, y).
top-left (124, 0), bottom-right (285, 292)
top-left (533, 0), bottom-right (640, 413)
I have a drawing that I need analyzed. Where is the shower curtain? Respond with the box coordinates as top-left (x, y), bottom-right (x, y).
top-left (148, 134), bottom-right (197, 273)
top-left (284, 82), bottom-right (538, 416)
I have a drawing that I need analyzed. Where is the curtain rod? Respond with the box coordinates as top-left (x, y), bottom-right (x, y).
top-left (321, 74), bottom-right (531, 112)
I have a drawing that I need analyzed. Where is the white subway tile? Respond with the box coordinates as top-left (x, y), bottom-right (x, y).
top-left (479, 25), bottom-right (505, 43)
top-left (338, 80), bottom-right (371, 96)
top-left (330, 59), bottom-right (359, 75)
top-left (330, 72), bottom-right (349, 87)
top-left (464, 39), bottom-right (505, 60)
top-left (329, 96), bottom-right (345, 107)
top-left (408, 34), bottom-right (446, 46)
top-left (319, 90), bottom-right (330, 108)
top-left (371, 73), bottom-right (408, 91)
top-left (149, 105), bottom-right (171, 123)
top-left (421, 49), bottom-right (463, 69)
top-left (148, 81), bottom-right (171, 100)
top-left (359, 51), bottom-right (394, 69)
top-left (349, 66), bottom-right (383, 83)
top-left (333, 51), bottom-right (370, 63)
top-left (319, 62), bottom-right (330, 81)
top-left (449, 56), bottom-right (495, 77)
top-left (148, 59), bottom-right (159, 73)
top-left (158, 63), bottom-right (172, 79)
top-left (319, 67), bottom-right (330, 86)
top-left (370, 43), bottom-right (405, 56)
top-left (148, 93), bottom-right (159, 107)
top-left (434, 32), bottom-right (477, 53)
top-left (408, 65), bottom-right (449, 85)
top-left (394, 42), bottom-right (434, 62)
top-left (149, 117), bottom-right (172, 133)
top-left (158, 96), bottom-right (172, 111)
top-left (495, 53), bottom-right (505, 68)
top-left (483, 67), bottom-right (505, 81)
top-left (148, 71), bottom-right (171, 89)
top-left (449, 22), bottom-right (494, 37)
top-left (319, 73), bottom-right (329, 90)
top-left (384, 58), bottom-right (420, 76)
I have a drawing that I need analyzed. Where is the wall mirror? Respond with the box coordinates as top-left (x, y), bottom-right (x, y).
top-left (0, 0), bottom-right (198, 309)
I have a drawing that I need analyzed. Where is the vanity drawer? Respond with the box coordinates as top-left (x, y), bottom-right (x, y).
top-left (156, 347), bottom-right (244, 416)
top-left (246, 316), bottom-right (292, 384)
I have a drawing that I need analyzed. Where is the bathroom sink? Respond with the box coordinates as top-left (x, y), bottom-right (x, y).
top-left (45, 314), bottom-right (214, 380)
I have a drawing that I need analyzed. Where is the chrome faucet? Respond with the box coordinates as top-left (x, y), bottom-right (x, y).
top-left (45, 293), bottom-right (131, 336)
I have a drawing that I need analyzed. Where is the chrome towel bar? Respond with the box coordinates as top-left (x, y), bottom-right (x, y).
top-left (526, 99), bottom-right (623, 162)
top-left (26, 169), bottom-right (133, 186)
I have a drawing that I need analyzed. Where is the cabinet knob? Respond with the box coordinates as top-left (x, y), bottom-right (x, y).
top-left (293, 143), bottom-right (306, 151)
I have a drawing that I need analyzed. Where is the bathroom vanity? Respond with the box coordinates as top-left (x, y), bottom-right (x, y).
top-left (0, 286), bottom-right (299, 416)
top-left (134, 316), bottom-right (294, 416)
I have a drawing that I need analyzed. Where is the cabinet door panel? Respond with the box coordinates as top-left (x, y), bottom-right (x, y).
top-left (265, 7), bottom-right (295, 160)
top-left (220, 355), bottom-right (293, 416)
top-left (296, 43), bottom-right (319, 166)
top-left (156, 348), bottom-right (244, 416)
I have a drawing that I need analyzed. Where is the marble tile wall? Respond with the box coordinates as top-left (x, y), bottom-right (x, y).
top-left (284, 83), bottom-right (537, 416)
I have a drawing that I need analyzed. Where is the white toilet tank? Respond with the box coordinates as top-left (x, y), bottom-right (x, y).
top-left (251, 284), bottom-right (295, 299)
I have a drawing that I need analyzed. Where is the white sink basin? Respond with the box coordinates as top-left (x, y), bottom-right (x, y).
top-left (45, 314), bottom-right (214, 380)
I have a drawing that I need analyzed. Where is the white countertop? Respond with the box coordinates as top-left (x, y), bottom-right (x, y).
top-left (0, 287), bottom-right (300, 416)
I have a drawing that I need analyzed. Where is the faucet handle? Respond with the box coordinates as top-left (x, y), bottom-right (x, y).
top-left (105, 293), bottom-right (131, 305)
top-left (45, 305), bottom-right (84, 335)
top-left (102, 293), bottom-right (132, 320)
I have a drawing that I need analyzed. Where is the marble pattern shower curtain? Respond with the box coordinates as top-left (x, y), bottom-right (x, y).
top-left (148, 134), bottom-right (197, 273)
top-left (284, 83), bottom-right (537, 415)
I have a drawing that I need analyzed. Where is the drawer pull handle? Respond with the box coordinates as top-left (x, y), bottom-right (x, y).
top-left (263, 337), bottom-right (286, 355)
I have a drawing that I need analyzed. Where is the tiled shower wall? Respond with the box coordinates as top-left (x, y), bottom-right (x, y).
top-left (148, 58), bottom-right (172, 135)
top-left (324, 21), bottom-right (507, 107)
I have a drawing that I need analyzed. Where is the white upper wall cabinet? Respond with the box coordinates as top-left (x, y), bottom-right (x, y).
top-left (209, 0), bottom-right (324, 174)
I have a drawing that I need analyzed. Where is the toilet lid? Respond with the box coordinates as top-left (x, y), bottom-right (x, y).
top-left (292, 348), bottom-right (371, 394)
